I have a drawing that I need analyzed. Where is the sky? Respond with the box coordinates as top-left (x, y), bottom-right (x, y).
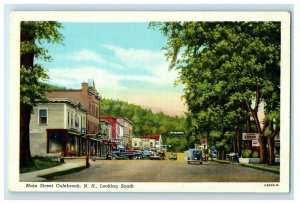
top-left (37, 22), bottom-right (187, 116)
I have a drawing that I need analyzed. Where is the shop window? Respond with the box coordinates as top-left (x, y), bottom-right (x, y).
top-left (48, 131), bottom-right (64, 153)
top-left (39, 109), bottom-right (47, 124)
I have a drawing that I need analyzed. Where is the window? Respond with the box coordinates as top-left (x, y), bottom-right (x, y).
top-left (71, 112), bottom-right (73, 126)
top-left (75, 114), bottom-right (79, 127)
top-left (39, 109), bottom-right (47, 124)
top-left (67, 112), bottom-right (70, 125)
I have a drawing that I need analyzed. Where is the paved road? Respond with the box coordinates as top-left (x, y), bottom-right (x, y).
top-left (48, 158), bottom-right (279, 182)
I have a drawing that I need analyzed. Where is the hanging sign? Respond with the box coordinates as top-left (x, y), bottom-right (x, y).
top-left (252, 139), bottom-right (260, 147)
top-left (242, 133), bottom-right (259, 140)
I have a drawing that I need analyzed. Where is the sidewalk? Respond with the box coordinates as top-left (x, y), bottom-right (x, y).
top-left (20, 159), bottom-right (86, 182)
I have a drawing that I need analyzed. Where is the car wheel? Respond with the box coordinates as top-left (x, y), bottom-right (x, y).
top-left (111, 156), bottom-right (116, 160)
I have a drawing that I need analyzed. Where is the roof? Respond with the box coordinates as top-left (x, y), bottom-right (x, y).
top-left (117, 117), bottom-right (133, 125)
top-left (45, 91), bottom-right (84, 107)
top-left (44, 98), bottom-right (87, 112)
top-left (140, 134), bottom-right (161, 141)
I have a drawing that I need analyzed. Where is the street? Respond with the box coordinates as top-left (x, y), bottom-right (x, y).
top-left (48, 156), bottom-right (279, 182)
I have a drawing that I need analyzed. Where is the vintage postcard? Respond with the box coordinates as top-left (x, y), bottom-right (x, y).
top-left (8, 11), bottom-right (290, 192)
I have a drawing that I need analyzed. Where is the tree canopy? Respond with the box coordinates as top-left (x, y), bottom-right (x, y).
top-left (20, 21), bottom-right (63, 106)
top-left (150, 22), bottom-right (281, 163)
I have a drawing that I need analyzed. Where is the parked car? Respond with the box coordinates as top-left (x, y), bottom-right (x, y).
top-left (141, 150), bottom-right (154, 159)
top-left (107, 150), bottom-right (143, 160)
top-left (168, 153), bottom-right (177, 160)
top-left (186, 149), bottom-right (202, 164)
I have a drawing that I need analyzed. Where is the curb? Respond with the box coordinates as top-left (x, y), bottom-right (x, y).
top-left (211, 159), bottom-right (231, 164)
top-left (239, 163), bottom-right (280, 174)
top-left (37, 165), bottom-right (86, 179)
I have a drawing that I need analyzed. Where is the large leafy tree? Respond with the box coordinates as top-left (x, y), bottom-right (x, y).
top-left (150, 22), bottom-right (280, 164)
top-left (20, 21), bottom-right (63, 167)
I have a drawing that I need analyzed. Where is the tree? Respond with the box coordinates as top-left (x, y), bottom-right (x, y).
top-left (20, 21), bottom-right (63, 168)
top-left (150, 22), bottom-right (280, 164)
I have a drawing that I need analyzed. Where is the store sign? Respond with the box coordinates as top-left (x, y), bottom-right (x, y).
top-left (170, 131), bottom-right (185, 135)
top-left (109, 139), bottom-right (122, 143)
top-left (242, 133), bottom-right (259, 140)
top-left (252, 139), bottom-right (260, 147)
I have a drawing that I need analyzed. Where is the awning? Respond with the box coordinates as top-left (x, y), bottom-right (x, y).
top-left (68, 131), bottom-right (81, 136)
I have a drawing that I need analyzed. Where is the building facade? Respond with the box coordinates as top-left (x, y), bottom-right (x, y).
top-left (99, 116), bottom-right (133, 153)
top-left (116, 117), bottom-right (133, 150)
top-left (30, 79), bottom-right (103, 158)
top-left (99, 119), bottom-right (112, 158)
top-left (132, 138), bottom-right (156, 150)
top-left (30, 99), bottom-right (87, 157)
top-left (99, 116), bottom-right (122, 153)
top-left (45, 80), bottom-right (101, 157)
top-left (139, 135), bottom-right (162, 149)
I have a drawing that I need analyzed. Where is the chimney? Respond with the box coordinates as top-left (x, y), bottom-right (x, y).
top-left (81, 82), bottom-right (88, 91)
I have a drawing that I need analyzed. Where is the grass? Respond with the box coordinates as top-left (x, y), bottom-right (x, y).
top-left (211, 158), bottom-right (280, 174)
top-left (240, 163), bottom-right (280, 174)
top-left (37, 165), bottom-right (86, 179)
top-left (20, 157), bottom-right (63, 173)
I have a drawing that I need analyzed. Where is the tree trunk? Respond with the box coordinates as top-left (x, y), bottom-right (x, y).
top-left (20, 31), bottom-right (34, 168)
top-left (20, 103), bottom-right (33, 167)
top-left (236, 123), bottom-right (242, 156)
top-left (259, 136), bottom-right (268, 163)
top-left (268, 136), bottom-right (275, 165)
top-left (246, 116), bottom-right (251, 132)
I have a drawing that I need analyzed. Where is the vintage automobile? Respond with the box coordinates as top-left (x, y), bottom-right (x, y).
top-left (107, 150), bottom-right (143, 160)
top-left (186, 149), bottom-right (203, 164)
top-left (168, 153), bottom-right (177, 160)
top-left (149, 149), bottom-right (166, 160)
top-left (141, 150), bottom-right (154, 159)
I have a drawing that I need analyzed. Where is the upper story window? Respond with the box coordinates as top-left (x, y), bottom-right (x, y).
top-left (67, 111), bottom-right (70, 125)
top-left (71, 112), bottom-right (73, 126)
top-left (38, 109), bottom-right (48, 124)
top-left (75, 114), bottom-right (79, 128)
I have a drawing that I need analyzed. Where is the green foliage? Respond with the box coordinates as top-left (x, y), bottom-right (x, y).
top-left (252, 151), bottom-right (259, 158)
top-left (100, 98), bottom-right (188, 152)
top-left (20, 156), bottom-right (62, 173)
top-left (150, 22), bottom-right (281, 155)
top-left (242, 149), bottom-right (252, 158)
top-left (20, 21), bottom-right (63, 106)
